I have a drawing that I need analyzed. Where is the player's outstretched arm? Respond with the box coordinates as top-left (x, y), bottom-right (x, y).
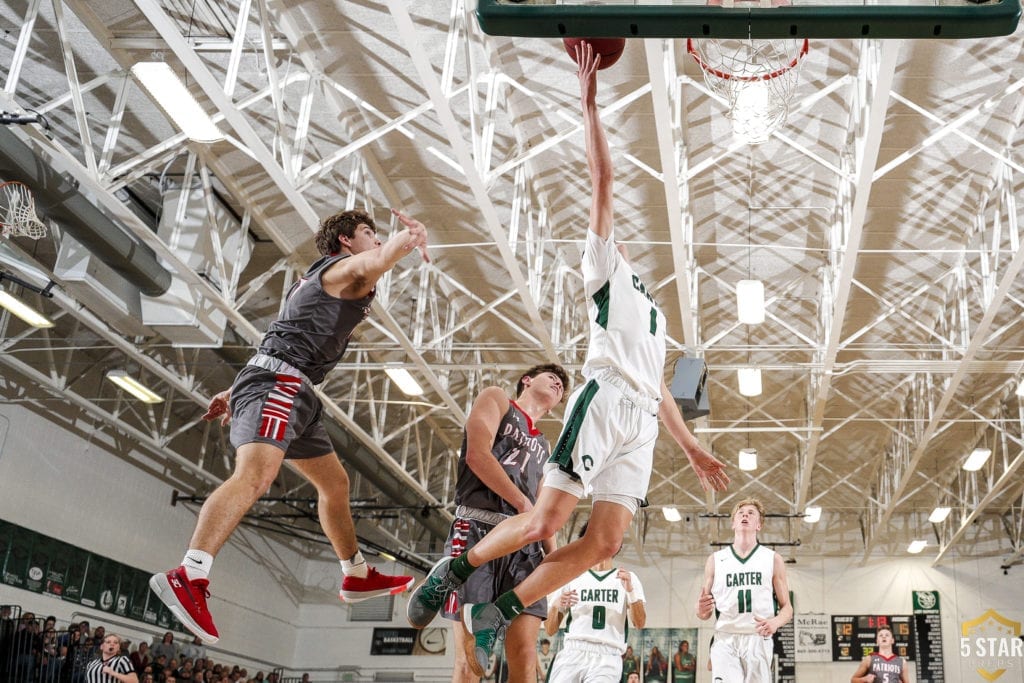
top-left (576, 42), bottom-right (613, 242)
top-left (658, 382), bottom-right (729, 491)
top-left (325, 208), bottom-right (429, 299)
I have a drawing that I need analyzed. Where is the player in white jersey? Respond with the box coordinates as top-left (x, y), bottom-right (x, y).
top-left (406, 42), bottom-right (729, 678)
top-left (544, 524), bottom-right (646, 683)
top-left (850, 628), bottom-right (910, 683)
top-left (696, 499), bottom-right (793, 683)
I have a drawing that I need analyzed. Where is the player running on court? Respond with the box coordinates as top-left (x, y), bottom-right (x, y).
top-left (150, 208), bottom-right (428, 644)
top-left (696, 499), bottom-right (793, 683)
top-left (406, 42), bottom-right (729, 676)
top-left (850, 628), bottom-right (910, 683)
top-left (544, 523), bottom-right (646, 683)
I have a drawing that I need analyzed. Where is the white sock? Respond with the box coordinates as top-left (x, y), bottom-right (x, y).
top-left (182, 549), bottom-right (213, 581)
top-left (341, 551), bottom-right (368, 578)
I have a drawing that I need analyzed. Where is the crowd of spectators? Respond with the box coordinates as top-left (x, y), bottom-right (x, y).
top-left (1, 607), bottom-right (293, 683)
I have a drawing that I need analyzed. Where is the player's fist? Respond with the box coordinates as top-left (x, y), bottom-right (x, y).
top-left (201, 389), bottom-right (232, 426)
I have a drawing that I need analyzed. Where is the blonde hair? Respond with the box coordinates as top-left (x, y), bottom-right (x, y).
top-left (730, 498), bottom-right (766, 522)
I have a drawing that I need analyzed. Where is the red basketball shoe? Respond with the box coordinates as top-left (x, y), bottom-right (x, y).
top-left (339, 567), bottom-right (414, 603)
top-left (149, 567), bottom-right (219, 644)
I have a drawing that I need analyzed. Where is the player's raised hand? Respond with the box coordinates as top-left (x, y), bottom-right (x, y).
top-left (201, 389), bottom-right (232, 426)
top-left (575, 42), bottom-right (601, 107)
top-left (616, 568), bottom-right (633, 592)
top-left (391, 208), bottom-right (430, 263)
top-left (558, 588), bottom-right (579, 611)
top-left (685, 443), bottom-right (730, 492)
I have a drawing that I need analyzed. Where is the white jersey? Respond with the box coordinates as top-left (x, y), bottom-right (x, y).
top-left (560, 568), bottom-right (644, 655)
top-left (711, 544), bottom-right (777, 634)
top-left (580, 230), bottom-right (667, 400)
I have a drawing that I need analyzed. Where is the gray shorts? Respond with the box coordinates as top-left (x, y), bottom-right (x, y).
top-left (440, 517), bottom-right (547, 621)
top-left (228, 365), bottom-right (334, 460)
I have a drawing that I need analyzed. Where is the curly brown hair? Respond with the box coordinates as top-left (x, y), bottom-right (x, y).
top-left (314, 209), bottom-right (376, 256)
top-left (516, 363), bottom-right (570, 401)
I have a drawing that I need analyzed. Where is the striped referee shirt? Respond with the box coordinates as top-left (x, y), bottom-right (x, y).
top-left (85, 654), bottom-right (135, 683)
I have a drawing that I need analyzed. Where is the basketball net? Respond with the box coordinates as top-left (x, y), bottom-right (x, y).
top-left (688, 37), bottom-right (809, 144)
top-left (0, 181), bottom-right (47, 240)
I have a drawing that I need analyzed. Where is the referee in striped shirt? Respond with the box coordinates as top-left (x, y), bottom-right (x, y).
top-left (85, 634), bottom-right (139, 683)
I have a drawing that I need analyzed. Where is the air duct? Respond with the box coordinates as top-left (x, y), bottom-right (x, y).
top-left (0, 126), bottom-right (171, 296)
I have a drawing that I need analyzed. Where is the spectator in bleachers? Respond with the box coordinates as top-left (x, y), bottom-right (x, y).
top-left (84, 633), bottom-right (137, 683)
top-left (11, 613), bottom-right (40, 682)
top-left (151, 654), bottom-right (167, 681)
top-left (152, 633), bottom-right (177, 664)
top-left (1, 605), bottom-right (16, 680)
top-left (180, 637), bottom-right (206, 664)
top-left (61, 621), bottom-right (92, 683)
top-left (40, 618), bottom-right (63, 683)
top-left (131, 642), bottom-right (151, 674)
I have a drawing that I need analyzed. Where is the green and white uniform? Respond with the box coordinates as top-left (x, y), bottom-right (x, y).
top-left (546, 230), bottom-right (665, 504)
top-left (710, 544), bottom-right (777, 683)
top-left (548, 568), bottom-right (644, 683)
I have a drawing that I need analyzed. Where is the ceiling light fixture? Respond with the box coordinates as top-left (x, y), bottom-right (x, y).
top-left (928, 506), bottom-right (951, 524)
top-left (962, 447), bottom-right (991, 472)
top-left (738, 447), bottom-right (758, 471)
top-left (736, 279), bottom-right (765, 324)
top-left (105, 370), bottom-right (163, 404)
top-left (131, 62), bottom-right (224, 142)
top-left (737, 368), bottom-right (762, 397)
top-left (0, 291), bottom-right (53, 328)
top-left (662, 506), bottom-right (682, 522)
top-left (907, 540), bottom-right (927, 554)
top-left (804, 505), bottom-right (822, 523)
top-left (1016, 380), bottom-right (1024, 398)
top-left (385, 367), bottom-right (424, 396)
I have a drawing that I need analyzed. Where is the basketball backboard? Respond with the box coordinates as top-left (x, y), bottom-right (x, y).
top-left (476, 0), bottom-right (1022, 39)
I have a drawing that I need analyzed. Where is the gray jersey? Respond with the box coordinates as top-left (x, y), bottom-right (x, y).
top-left (454, 399), bottom-right (550, 515)
top-left (258, 254), bottom-right (373, 384)
top-left (868, 653), bottom-right (905, 683)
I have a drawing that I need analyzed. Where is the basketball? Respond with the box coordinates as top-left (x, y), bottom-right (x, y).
top-left (563, 38), bottom-right (627, 70)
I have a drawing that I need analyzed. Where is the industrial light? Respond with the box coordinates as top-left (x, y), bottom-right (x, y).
top-left (385, 367), bottom-right (424, 396)
top-left (962, 447), bottom-right (991, 472)
top-left (1016, 381), bottom-right (1024, 398)
top-left (907, 540), bottom-right (928, 554)
top-left (131, 62), bottom-right (224, 142)
top-left (738, 447), bottom-right (758, 471)
top-left (737, 368), bottom-right (762, 397)
top-left (804, 506), bottom-right (822, 524)
top-left (662, 506), bottom-right (682, 522)
top-left (736, 280), bottom-right (765, 324)
top-left (928, 507), bottom-right (951, 524)
top-left (105, 370), bottom-right (163, 404)
top-left (377, 551), bottom-right (397, 562)
top-left (0, 291), bottom-right (53, 328)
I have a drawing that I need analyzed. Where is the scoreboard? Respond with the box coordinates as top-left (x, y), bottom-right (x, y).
top-left (831, 614), bottom-right (916, 662)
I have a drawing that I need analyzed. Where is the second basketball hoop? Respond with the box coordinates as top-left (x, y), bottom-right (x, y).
top-left (687, 37), bottom-right (809, 145)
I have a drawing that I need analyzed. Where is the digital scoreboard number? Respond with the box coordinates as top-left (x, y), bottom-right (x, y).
top-left (831, 615), bottom-right (916, 662)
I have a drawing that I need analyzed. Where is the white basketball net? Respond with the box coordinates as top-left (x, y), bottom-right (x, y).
top-left (0, 182), bottom-right (47, 240)
top-left (688, 38), bottom-right (808, 145)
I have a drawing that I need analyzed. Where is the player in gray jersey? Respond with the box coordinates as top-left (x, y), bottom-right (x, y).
top-left (406, 43), bottom-right (729, 678)
top-left (150, 208), bottom-right (429, 644)
top-left (851, 628), bottom-right (910, 683)
top-left (442, 363), bottom-right (569, 683)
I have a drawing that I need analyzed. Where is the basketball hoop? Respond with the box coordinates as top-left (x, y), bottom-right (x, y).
top-left (687, 37), bottom-right (809, 145)
top-left (0, 181), bottom-right (47, 240)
